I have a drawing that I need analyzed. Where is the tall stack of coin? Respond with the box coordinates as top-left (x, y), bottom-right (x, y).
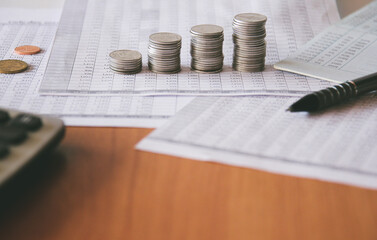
top-left (148, 32), bottom-right (182, 74)
top-left (232, 13), bottom-right (267, 72)
top-left (109, 50), bottom-right (142, 74)
top-left (190, 24), bottom-right (224, 73)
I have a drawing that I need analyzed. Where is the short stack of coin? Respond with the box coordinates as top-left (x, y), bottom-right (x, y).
top-left (232, 13), bottom-right (267, 72)
top-left (148, 32), bottom-right (182, 74)
top-left (109, 50), bottom-right (142, 74)
top-left (190, 24), bottom-right (224, 73)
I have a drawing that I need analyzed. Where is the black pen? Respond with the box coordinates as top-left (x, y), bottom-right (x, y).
top-left (288, 72), bottom-right (377, 112)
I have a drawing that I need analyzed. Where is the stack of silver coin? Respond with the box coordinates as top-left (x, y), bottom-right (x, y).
top-left (109, 50), bottom-right (142, 74)
top-left (148, 32), bottom-right (182, 74)
top-left (232, 13), bottom-right (267, 72)
top-left (190, 24), bottom-right (224, 73)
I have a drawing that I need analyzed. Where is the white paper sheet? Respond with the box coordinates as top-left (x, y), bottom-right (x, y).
top-left (137, 95), bottom-right (377, 189)
top-left (0, 8), bottom-right (192, 128)
top-left (275, 1), bottom-right (377, 82)
top-left (39, 0), bottom-right (340, 96)
top-left (0, 8), bottom-right (62, 22)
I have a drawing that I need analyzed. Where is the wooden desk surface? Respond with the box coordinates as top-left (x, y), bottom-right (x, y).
top-left (0, 127), bottom-right (376, 240)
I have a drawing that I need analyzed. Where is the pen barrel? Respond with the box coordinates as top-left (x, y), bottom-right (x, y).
top-left (314, 81), bottom-right (357, 110)
top-left (352, 71), bottom-right (377, 94)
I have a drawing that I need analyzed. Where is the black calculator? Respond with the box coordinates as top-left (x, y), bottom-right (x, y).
top-left (0, 108), bottom-right (65, 188)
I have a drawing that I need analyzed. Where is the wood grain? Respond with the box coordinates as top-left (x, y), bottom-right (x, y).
top-left (0, 127), bottom-right (376, 240)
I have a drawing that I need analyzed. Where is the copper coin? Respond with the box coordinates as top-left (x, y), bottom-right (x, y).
top-left (0, 59), bottom-right (28, 74)
top-left (14, 45), bottom-right (41, 55)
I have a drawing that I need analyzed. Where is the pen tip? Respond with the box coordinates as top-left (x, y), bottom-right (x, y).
top-left (288, 94), bottom-right (319, 112)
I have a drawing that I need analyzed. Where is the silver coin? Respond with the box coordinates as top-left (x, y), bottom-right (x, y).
top-left (148, 64), bottom-right (181, 74)
top-left (233, 13), bottom-right (267, 25)
top-left (233, 65), bottom-right (265, 72)
top-left (110, 65), bottom-right (142, 71)
top-left (148, 57), bottom-right (181, 64)
top-left (191, 51), bottom-right (223, 58)
top-left (233, 31), bottom-right (266, 39)
top-left (109, 63), bottom-right (142, 70)
top-left (192, 63), bottom-right (223, 69)
top-left (109, 58), bottom-right (141, 63)
top-left (148, 43), bottom-right (181, 50)
top-left (191, 39), bottom-right (223, 45)
top-left (110, 66), bottom-right (142, 74)
top-left (192, 61), bottom-right (223, 67)
top-left (234, 47), bottom-right (266, 54)
top-left (191, 68), bottom-right (223, 74)
top-left (109, 59), bottom-right (142, 65)
top-left (233, 37), bottom-right (266, 45)
top-left (191, 43), bottom-right (223, 50)
top-left (149, 32), bottom-right (182, 45)
top-left (190, 24), bottom-right (224, 36)
top-left (234, 58), bottom-right (265, 64)
top-left (109, 50), bottom-right (142, 62)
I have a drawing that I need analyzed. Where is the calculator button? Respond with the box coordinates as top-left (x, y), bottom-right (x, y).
top-left (10, 114), bottom-right (42, 131)
top-left (0, 110), bottom-right (10, 123)
top-left (0, 127), bottom-right (27, 144)
top-left (0, 144), bottom-right (9, 158)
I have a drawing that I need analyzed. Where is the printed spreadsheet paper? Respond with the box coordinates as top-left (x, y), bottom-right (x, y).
top-left (39, 0), bottom-right (340, 96)
top-left (137, 95), bottom-right (377, 190)
top-left (0, 8), bottom-right (192, 128)
top-left (275, 1), bottom-right (377, 82)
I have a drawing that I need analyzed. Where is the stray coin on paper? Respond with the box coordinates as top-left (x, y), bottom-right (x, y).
top-left (0, 59), bottom-right (28, 74)
top-left (14, 45), bottom-right (41, 55)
